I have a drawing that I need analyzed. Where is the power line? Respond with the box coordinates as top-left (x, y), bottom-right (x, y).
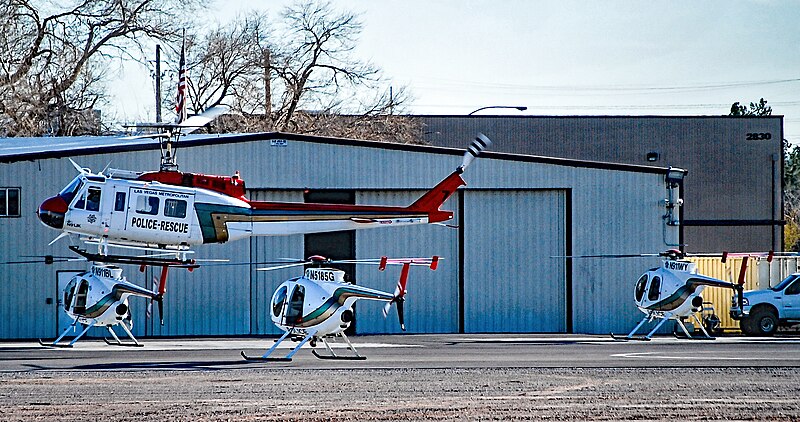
top-left (406, 77), bottom-right (800, 94)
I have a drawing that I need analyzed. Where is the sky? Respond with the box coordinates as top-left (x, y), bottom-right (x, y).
top-left (111, 0), bottom-right (800, 142)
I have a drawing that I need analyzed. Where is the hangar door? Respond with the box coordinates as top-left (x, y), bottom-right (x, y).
top-left (463, 190), bottom-right (567, 333)
top-left (355, 190), bottom-right (459, 334)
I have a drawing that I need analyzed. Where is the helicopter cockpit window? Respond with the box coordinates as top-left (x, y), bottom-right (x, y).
top-left (647, 276), bottom-right (661, 301)
top-left (63, 279), bottom-right (77, 312)
top-left (86, 187), bottom-right (102, 212)
top-left (164, 199), bottom-right (187, 218)
top-left (285, 285), bottom-right (305, 324)
top-left (135, 195), bottom-right (159, 215)
top-left (634, 274), bottom-right (648, 302)
top-left (59, 178), bottom-right (83, 203)
top-left (73, 190), bottom-right (86, 210)
top-left (272, 286), bottom-right (287, 317)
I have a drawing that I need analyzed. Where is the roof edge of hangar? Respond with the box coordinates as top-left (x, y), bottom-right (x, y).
top-left (0, 131), bottom-right (678, 176)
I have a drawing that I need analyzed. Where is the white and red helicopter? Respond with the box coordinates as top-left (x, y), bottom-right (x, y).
top-left (561, 249), bottom-right (761, 340)
top-left (241, 255), bottom-right (439, 361)
top-left (39, 263), bottom-right (169, 347)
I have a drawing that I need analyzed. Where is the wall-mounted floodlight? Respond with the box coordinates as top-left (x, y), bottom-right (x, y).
top-left (665, 167), bottom-right (686, 186)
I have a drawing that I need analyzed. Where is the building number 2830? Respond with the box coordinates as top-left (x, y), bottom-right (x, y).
top-left (746, 132), bottom-right (772, 140)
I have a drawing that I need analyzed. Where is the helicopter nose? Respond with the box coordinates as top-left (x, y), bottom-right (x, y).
top-left (38, 195), bottom-right (67, 229)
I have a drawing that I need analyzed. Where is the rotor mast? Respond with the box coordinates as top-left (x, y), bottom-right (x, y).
top-left (159, 131), bottom-right (182, 171)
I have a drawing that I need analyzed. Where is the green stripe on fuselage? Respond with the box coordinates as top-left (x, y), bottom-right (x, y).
top-left (294, 286), bottom-right (393, 328)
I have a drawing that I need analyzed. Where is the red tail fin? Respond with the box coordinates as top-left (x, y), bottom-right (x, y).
top-left (408, 171), bottom-right (465, 222)
top-left (407, 133), bottom-right (492, 223)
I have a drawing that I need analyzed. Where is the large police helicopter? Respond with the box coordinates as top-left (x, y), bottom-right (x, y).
top-left (39, 263), bottom-right (168, 347)
top-left (37, 132), bottom-right (492, 266)
top-left (241, 255), bottom-right (439, 361)
top-left (560, 249), bottom-right (753, 340)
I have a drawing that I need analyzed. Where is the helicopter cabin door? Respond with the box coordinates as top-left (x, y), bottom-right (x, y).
top-left (107, 183), bottom-right (130, 238)
top-left (284, 284), bottom-right (306, 326)
top-left (56, 271), bottom-right (82, 334)
top-left (126, 187), bottom-right (195, 244)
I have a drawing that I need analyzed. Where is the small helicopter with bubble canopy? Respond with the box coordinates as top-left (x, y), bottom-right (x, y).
top-left (241, 255), bottom-right (439, 361)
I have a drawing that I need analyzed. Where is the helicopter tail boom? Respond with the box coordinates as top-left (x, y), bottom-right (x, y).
top-left (406, 133), bottom-right (492, 222)
top-left (407, 171), bottom-right (465, 223)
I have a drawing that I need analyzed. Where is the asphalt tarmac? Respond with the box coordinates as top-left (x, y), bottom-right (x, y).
top-left (4, 334), bottom-right (800, 420)
top-left (2, 333), bottom-right (800, 371)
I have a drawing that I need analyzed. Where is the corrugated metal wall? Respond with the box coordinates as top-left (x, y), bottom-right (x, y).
top-left (354, 191), bottom-right (460, 334)
top-left (0, 135), bottom-right (675, 338)
top-left (248, 190), bottom-right (304, 335)
top-left (420, 116), bottom-right (783, 253)
top-left (690, 256), bottom-right (800, 331)
top-left (463, 190), bottom-right (566, 333)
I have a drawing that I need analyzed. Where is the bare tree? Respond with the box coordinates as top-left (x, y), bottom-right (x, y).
top-left (0, 0), bottom-right (201, 136)
top-left (184, 0), bottom-right (418, 141)
top-left (182, 13), bottom-right (270, 115)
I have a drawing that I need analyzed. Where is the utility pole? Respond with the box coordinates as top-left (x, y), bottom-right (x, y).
top-left (264, 48), bottom-right (272, 118)
top-left (155, 44), bottom-right (162, 122)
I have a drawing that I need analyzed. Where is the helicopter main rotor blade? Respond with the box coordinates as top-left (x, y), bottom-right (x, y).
top-left (1, 257), bottom-right (76, 265)
top-left (47, 232), bottom-right (71, 246)
top-left (551, 253), bottom-right (662, 259)
top-left (68, 158), bottom-right (90, 175)
top-left (178, 105), bottom-right (229, 134)
top-left (255, 261), bottom-right (310, 271)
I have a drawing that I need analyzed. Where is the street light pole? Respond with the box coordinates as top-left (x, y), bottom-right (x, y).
top-left (468, 105), bottom-right (527, 115)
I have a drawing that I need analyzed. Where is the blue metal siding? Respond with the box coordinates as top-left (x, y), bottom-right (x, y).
top-left (355, 190), bottom-right (460, 334)
top-left (463, 190), bottom-right (567, 333)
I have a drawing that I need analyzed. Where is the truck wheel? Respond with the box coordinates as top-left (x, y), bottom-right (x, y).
top-left (750, 308), bottom-right (778, 336)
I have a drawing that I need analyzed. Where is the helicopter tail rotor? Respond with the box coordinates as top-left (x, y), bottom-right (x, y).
top-left (733, 256), bottom-right (750, 311)
top-left (382, 261), bottom-right (412, 330)
top-left (155, 294), bottom-right (164, 326)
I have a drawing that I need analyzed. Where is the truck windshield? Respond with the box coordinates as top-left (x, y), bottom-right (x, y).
top-left (772, 274), bottom-right (800, 292)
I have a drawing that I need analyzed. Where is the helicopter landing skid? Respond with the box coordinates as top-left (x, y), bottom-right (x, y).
top-left (103, 338), bottom-right (144, 347)
top-left (241, 329), bottom-right (317, 362)
top-left (39, 320), bottom-right (95, 348)
top-left (311, 332), bottom-right (366, 360)
top-left (311, 350), bottom-right (367, 360)
top-left (239, 351), bottom-right (292, 362)
top-left (672, 314), bottom-right (716, 340)
top-left (103, 322), bottom-right (143, 347)
top-left (672, 332), bottom-right (716, 340)
top-left (38, 339), bottom-right (74, 348)
top-left (609, 333), bottom-right (651, 342)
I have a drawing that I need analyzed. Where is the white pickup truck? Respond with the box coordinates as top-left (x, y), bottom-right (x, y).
top-left (730, 273), bottom-right (800, 335)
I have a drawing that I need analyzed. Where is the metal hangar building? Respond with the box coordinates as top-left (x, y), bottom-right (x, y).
top-left (0, 132), bottom-right (681, 339)
top-left (419, 115), bottom-right (783, 253)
